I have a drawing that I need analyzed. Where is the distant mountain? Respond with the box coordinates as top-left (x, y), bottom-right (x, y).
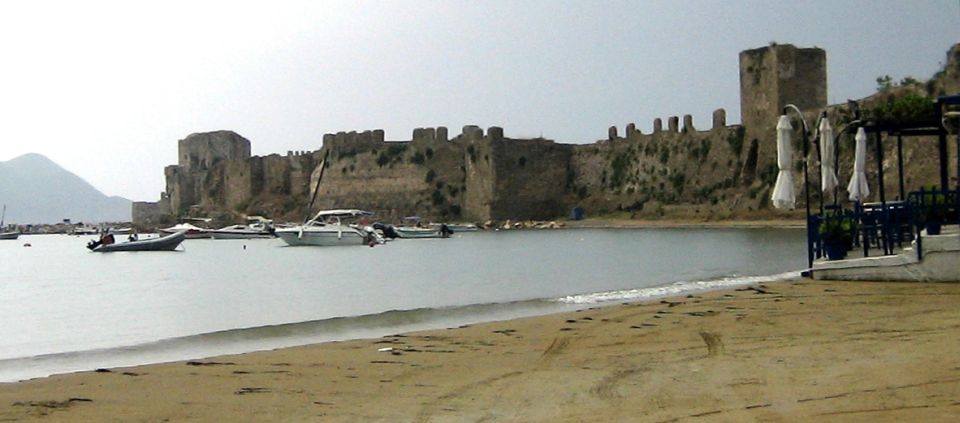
top-left (0, 153), bottom-right (131, 224)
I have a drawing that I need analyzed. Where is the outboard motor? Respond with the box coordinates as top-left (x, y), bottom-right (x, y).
top-left (373, 222), bottom-right (399, 239)
top-left (439, 223), bottom-right (453, 238)
top-left (361, 226), bottom-right (385, 246)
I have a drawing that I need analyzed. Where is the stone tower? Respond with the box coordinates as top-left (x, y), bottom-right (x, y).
top-left (177, 130), bottom-right (251, 171)
top-left (738, 44), bottom-right (827, 186)
top-left (166, 130), bottom-right (253, 215)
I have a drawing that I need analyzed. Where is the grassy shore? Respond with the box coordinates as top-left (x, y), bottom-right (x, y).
top-left (2, 280), bottom-right (959, 422)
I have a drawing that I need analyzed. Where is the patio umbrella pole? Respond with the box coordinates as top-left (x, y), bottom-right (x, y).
top-left (874, 131), bottom-right (890, 255)
top-left (814, 114), bottom-right (824, 217)
top-left (897, 134), bottom-right (905, 200)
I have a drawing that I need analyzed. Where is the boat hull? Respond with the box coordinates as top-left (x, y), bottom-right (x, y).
top-left (446, 223), bottom-right (478, 232)
top-left (0, 231), bottom-right (19, 240)
top-left (210, 231), bottom-right (275, 240)
top-left (276, 228), bottom-right (371, 246)
top-left (395, 227), bottom-right (446, 239)
top-left (92, 231), bottom-right (186, 252)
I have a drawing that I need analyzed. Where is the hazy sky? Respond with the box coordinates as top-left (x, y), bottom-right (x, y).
top-left (1, 0), bottom-right (958, 201)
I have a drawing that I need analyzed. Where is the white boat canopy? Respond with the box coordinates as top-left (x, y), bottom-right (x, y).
top-left (310, 209), bottom-right (374, 221)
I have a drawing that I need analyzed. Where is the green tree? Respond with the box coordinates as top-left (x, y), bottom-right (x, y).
top-left (876, 75), bottom-right (893, 92)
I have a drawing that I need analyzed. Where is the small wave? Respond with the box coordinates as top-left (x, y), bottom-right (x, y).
top-left (554, 270), bottom-right (802, 305)
top-left (0, 299), bottom-right (567, 383)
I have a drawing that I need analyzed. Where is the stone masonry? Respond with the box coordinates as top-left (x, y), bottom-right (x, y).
top-left (138, 42), bottom-right (951, 226)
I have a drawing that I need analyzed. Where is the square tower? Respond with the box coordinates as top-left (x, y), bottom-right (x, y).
top-left (740, 44), bottom-right (827, 131)
top-left (737, 44), bottom-right (826, 187)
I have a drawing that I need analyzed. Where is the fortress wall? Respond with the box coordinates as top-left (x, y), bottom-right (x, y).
top-left (568, 122), bottom-right (756, 216)
top-left (323, 130), bottom-right (385, 159)
top-left (937, 44), bottom-right (960, 94)
top-left (461, 140), bottom-right (496, 222)
top-left (132, 194), bottom-right (170, 228)
top-left (488, 137), bottom-right (573, 220)
top-left (312, 147), bottom-right (438, 221)
top-left (259, 154), bottom-right (292, 196)
top-left (163, 165), bottom-right (185, 214)
top-left (138, 42), bottom-right (850, 226)
top-left (223, 160), bottom-right (252, 210)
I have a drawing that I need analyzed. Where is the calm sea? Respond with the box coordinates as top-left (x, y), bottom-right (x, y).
top-left (0, 228), bottom-right (806, 382)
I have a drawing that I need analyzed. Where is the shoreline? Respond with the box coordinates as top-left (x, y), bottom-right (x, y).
top-left (3, 279), bottom-right (959, 421)
top-left (0, 268), bottom-right (803, 384)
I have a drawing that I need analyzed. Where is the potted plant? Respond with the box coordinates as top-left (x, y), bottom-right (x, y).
top-left (819, 214), bottom-right (857, 260)
top-left (918, 187), bottom-right (946, 235)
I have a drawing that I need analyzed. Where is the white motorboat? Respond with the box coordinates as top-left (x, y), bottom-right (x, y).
top-left (71, 226), bottom-right (99, 236)
top-left (159, 222), bottom-right (210, 239)
top-left (275, 209), bottom-right (384, 247)
top-left (210, 217), bottom-right (275, 239)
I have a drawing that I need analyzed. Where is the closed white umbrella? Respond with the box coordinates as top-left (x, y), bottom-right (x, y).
top-left (819, 118), bottom-right (839, 193)
top-left (771, 115), bottom-right (795, 209)
top-left (847, 127), bottom-right (870, 202)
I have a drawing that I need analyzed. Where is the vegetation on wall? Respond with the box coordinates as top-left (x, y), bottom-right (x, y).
top-left (726, 126), bottom-right (745, 156)
top-left (864, 93), bottom-right (937, 126)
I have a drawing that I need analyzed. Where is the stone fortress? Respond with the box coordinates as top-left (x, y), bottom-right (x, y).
top-left (133, 42), bottom-right (959, 227)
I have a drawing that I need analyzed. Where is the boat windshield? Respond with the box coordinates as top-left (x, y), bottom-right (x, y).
top-left (309, 209), bottom-right (374, 222)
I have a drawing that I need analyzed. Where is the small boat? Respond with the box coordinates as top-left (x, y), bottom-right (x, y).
top-left (107, 227), bottom-right (134, 235)
top-left (445, 223), bottom-right (479, 232)
top-left (159, 223), bottom-right (210, 239)
top-left (275, 209), bottom-right (384, 247)
top-left (0, 205), bottom-right (18, 240)
top-left (71, 226), bottom-right (99, 236)
top-left (394, 226), bottom-right (449, 238)
top-left (87, 231), bottom-right (186, 252)
top-left (394, 217), bottom-right (454, 239)
top-left (210, 217), bottom-right (275, 239)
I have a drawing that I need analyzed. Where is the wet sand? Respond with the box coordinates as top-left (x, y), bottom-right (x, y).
top-left (2, 280), bottom-right (960, 422)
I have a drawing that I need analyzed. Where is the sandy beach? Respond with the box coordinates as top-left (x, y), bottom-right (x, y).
top-left (2, 280), bottom-right (959, 422)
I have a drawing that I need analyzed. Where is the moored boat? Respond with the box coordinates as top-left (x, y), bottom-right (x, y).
top-left (394, 217), bottom-right (454, 239)
top-left (87, 231), bottom-right (186, 252)
top-left (394, 225), bottom-right (453, 239)
top-left (275, 209), bottom-right (383, 247)
top-left (107, 227), bottom-right (134, 235)
top-left (159, 223), bottom-right (210, 239)
top-left (71, 226), bottom-right (99, 236)
top-left (445, 223), bottom-right (479, 232)
top-left (0, 205), bottom-right (20, 240)
top-left (210, 217), bottom-right (275, 239)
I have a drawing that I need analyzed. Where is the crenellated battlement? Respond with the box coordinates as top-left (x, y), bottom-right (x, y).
top-left (614, 108), bottom-right (732, 142)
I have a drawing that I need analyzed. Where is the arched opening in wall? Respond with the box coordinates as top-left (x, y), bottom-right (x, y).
top-left (740, 138), bottom-right (759, 185)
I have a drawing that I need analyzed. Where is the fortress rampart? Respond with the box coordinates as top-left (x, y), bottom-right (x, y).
top-left (136, 43), bottom-right (956, 226)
